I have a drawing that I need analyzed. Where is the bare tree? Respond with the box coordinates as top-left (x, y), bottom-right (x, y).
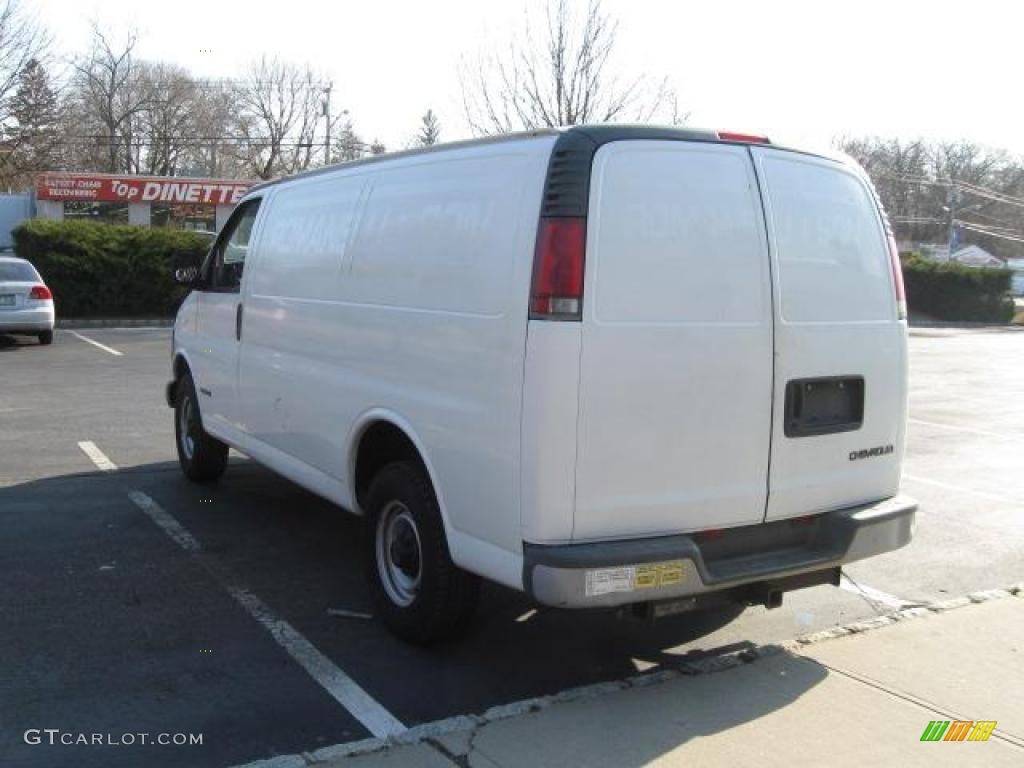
top-left (70, 26), bottom-right (153, 173)
top-left (460, 0), bottom-right (679, 135)
top-left (416, 108), bottom-right (441, 146)
top-left (134, 62), bottom-right (203, 175)
top-left (839, 135), bottom-right (1024, 260)
top-left (231, 56), bottom-right (324, 179)
top-left (180, 83), bottom-right (242, 177)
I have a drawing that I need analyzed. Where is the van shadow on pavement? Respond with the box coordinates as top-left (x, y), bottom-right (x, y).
top-left (0, 462), bottom-right (828, 768)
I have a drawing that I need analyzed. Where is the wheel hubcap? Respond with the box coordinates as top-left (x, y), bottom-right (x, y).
top-left (179, 394), bottom-right (196, 460)
top-left (375, 502), bottom-right (422, 607)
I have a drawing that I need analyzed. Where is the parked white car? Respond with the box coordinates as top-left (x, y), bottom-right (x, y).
top-left (0, 256), bottom-right (55, 345)
top-left (168, 126), bottom-right (916, 643)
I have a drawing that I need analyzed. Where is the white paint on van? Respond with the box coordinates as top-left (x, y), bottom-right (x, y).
top-left (753, 148), bottom-right (907, 521)
top-left (573, 141), bottom-right (774, 539)
top-left (171, 129), bottom-right (913, 608)
top-left (229, 136), bottom-right (557, 569)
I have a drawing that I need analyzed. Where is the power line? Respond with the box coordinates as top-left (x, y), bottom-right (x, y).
top-left (872, 172), bottom-right (1024, 209)
top-left (956, 221), bottom-right (1024, 244)
top-left (954, 178), bottom-right (1024, 207)
top-left (958, 186), bottom-right (1024, 210)
top-left (958, 208), bottom-right (1022, 228)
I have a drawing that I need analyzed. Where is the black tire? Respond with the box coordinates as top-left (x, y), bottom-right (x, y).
top-left (174, 372), bottom-right (228, 483)
top-left (38, 330), bottom-right (53, 345)
top-left (362, 461), bottom-right (480, 644)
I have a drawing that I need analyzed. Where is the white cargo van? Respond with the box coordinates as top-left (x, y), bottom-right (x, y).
top-left (168, 126), bottom-right (916, 643)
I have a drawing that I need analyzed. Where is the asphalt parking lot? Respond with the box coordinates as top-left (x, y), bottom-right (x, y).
top-left (2, 325), bottom-right (1022, 768)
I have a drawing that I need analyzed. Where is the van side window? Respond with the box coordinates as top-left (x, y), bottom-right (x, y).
top-left (208, 199), bottom-right (261, 292)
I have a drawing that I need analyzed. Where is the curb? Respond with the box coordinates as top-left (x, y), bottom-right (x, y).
top-left (234, 584), bottom-right (1022, 767)
top-left (57, 317), bottom-right (173, 329)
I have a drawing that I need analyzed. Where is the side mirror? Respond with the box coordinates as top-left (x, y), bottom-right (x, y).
top-left (172, 250), bottom-right (204, 288)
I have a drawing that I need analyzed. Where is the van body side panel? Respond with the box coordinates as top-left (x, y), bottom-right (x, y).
top-left (193, 198), bottom-right (268, 431)
top-left (752, 148), bottom-right (908, 521)
top-left (521, 321), bottom-right (582, 544)
top-left (573, 140), bottom-right (774, 541)
top-left (238, 173), bottom-right (371, 460)
top-left (237, 138), bottom-right (555, 560)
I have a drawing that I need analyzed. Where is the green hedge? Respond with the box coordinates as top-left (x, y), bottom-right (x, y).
top-left (11, 219), bottom-right (210, 317)
top-left (902, 254), bottom-right (1014, 323)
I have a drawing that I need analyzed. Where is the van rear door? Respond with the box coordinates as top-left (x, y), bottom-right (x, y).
top-left (572, 140), bottom-right (774, 541)
top-left (751, 147), bottom-right (907, 521)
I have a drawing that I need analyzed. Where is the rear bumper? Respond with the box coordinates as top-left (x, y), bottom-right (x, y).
top-left (523, 494), bottom-right (916, 608)
top-left (0, 306), bottom-right (55, 333)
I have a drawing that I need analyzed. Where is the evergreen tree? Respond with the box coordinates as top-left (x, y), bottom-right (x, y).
top-left (9, 58), bottom-right (61, 179)
top-left (416, 109), bottom-right (440, 146)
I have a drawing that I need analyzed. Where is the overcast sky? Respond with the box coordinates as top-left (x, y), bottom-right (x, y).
top-left (30, 0), bottom-right (1024, 156)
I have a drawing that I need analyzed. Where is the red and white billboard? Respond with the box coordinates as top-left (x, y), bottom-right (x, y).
top-left (36, 173), bottom-right (253, 205)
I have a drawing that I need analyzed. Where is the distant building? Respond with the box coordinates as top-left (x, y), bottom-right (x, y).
top-left (950, 245), bottom-right (1006, 268)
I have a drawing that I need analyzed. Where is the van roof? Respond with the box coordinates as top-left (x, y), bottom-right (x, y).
top-left (246, 125), bottom-right (841, 198)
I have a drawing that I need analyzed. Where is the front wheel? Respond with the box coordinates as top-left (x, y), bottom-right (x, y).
top-left (362, 461), bottom-right (479, 644)
top-left (174, 372), bottom-right (228, 483)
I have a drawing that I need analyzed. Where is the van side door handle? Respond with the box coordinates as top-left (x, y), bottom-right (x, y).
top-left (235, 302), bottom-right (243, 341)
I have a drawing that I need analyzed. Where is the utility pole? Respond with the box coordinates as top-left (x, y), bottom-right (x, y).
top-left (323, 82), bottom-right (333, 165)
top-left (946, 181), bottom-right (960, 259)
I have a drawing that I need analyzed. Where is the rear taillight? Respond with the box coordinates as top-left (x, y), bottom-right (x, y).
top-left (530, 217), bottom-right (586, 320)
top-left (29, 285), bottom-right (52, 300)
top-left (886, 235), bottom-right (907, 319)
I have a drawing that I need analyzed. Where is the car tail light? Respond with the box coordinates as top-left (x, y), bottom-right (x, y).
top-left (29, 285), bottom-right (52, 300)
top-left (530, 217), bottom-right (586, 320)
top-left (886, 235), bottom-right (907, 319)
top-left (717, 131), bottom-right (770, 144)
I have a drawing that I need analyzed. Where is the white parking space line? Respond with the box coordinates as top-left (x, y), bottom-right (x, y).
top-left (68, 331), bottom-right (124, 356)
top-left (226, 584), bottom-right (406, 738)
top-left (127, 490), bottom-right (201, 553)
top-left (902, 473), bottom-right (1019, 506)
top-left (77, 440), bottom-right (119, 472)
top-left (908, 418), bottom-right (1023, 442)
top-left (126, 489), bottom-right (407, 738)
top-left (838, 575), bottom-right (919, 610)
top-left (76, 438), bottom-right (407, 739)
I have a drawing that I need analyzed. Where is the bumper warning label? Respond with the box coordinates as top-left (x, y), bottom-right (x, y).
top-left (585, 561), bottom-right (691, 596)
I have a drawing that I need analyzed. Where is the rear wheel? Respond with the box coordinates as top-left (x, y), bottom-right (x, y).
top-left (38, 330), bottom-right (53, 345)
top-left (174, 372), bottom-right (228, 483)
top-left (362, 461), bottom-right (479, 644)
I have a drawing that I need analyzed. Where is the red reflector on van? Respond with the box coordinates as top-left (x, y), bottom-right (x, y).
top-left (697, 528), bottom-right (725, 540)
top-left (717, 131), bottom-right (770, 144)
top-left (886, 235), bottom-right (907, 320)
top-left (531, 217), bottom-right (586, 319)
